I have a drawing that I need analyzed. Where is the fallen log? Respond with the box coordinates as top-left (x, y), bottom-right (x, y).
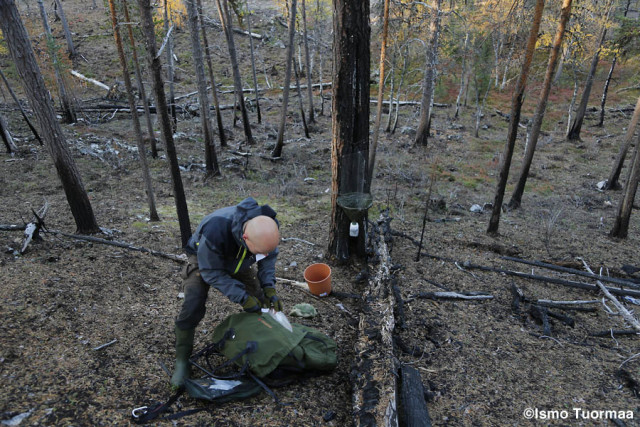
top-left (501, 256), bottom-right (640, 289)
top-left (410, 291), bottom-right (493, 301)
top-left (351, 214), bottom-right (398, 426)
top-left (399, 365), bottom-right (432, 427)
top-left (590, 329), bottom-right (639, 337)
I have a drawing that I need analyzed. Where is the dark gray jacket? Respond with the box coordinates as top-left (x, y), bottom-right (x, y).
top-left (185, 197), bottom-right (279, 305)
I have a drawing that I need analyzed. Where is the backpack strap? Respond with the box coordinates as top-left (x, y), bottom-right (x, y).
top-left (131, 387), bottom-right (184, 424)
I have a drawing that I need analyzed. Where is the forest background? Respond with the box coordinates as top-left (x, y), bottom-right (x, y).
top-left (1, 0), bottom-right (640, 425)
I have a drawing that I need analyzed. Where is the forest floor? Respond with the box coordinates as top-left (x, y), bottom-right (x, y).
top-left (1, 1), bottom-right (640, 426)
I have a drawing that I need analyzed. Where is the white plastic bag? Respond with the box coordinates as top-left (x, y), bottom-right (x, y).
top-left (262, 308), bottom-right (293, 332)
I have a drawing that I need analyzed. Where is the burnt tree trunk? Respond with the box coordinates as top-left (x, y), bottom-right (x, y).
top-left (108, 0), bottom-right (159, 221)
top-left (0, 69), bottom-right (44, 146)
top-left (328, 0), bottom-right (370, 261)
top-left (508, 0), bottom-right (572, 209)
top-left (185, 0), bottom-right (220, 176)
top-left (0, 113), bottom-right (18, 153)
top-left (0, 0), bottom-right (99, 233)
top-left (487, 0), bottom-right (545, 234)
top-left (137, 0), bottom-right (192, 247)
top-left (301, 0), bottom-right (314, 124)
top-left (414, 0), bottom-right (442, 147)
top-left (163, 0), bottom-right (177, 131)
top-left (53, 0), bottom-right (76, 59)
top-left (604, 95), bottom-right (640, 190)
top-left (566, 1), bottom-right (613, 141)
top-left (122, 0), bottom-right (158, 158)
top-left (611, 133), bottom-right (640, 238)
top-left (196, 0), bottom-right (227, 146)
top-left (367, 0), bottom-right (390, 186)
top-left (244, 0), bottom-right (262, 124)
top-left (272, 0), bottom-right (297, 158)
top-left (216, 0), bottom-right (254, 145)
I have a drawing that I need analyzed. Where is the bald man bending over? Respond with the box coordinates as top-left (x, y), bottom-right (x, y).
top-left (171, 197), bottom-right (282, 387)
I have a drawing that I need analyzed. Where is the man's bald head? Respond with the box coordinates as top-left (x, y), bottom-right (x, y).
top-left (243, 215), bottom-right (280, 255)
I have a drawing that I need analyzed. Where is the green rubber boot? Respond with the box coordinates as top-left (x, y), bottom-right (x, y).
top-left (170, 326), bottom-right (195, 389)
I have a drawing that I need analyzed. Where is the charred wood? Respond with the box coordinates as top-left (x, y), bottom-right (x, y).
top-left (399, 365), bottom-right (432, 427)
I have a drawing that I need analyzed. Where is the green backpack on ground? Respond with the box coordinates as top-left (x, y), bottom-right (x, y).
top-left (210, 311), bottom-right (337, 378)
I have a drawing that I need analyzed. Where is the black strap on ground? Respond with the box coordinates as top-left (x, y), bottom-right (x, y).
top-left (131, 387), bottom-right (185, 424)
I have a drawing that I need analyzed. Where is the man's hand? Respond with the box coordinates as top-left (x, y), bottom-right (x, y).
top-left (263, 287), bottom-right (283, 312)
top-left (242, 295), bottom-right (261, 313)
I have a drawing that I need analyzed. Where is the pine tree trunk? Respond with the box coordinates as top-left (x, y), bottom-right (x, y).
top-left (216, 0), bottom-right (254, 145)
top-left (0, 113), bottom-right (18, 153)
top-left (122, 0), bottom-right (158, 158)
top-left (301, 0), bottom-right (314, 124)
top-left (328, 0), bottom-right (370, 262)
top-left (108, 0), bottom-right (159, 222)
top-left (0, 0), bottom-right (99, 233)
top-left (197, 0), bottom-right (227, 147)
top-left (53, 0), bottom-right (76, 59)
top-left (0, 69), bottom-right (44, 146)
top-left (137, 0), bottom-right (191, 247)
top-left (610, 134), bottom-right (640, 238)
top-left (164, 0), bottom-right (177, 131)
top-left (293, 57), bottom-right (309, 138)
top-left (604, 95), bottom-right (640, 190)
top-left (244, 0), bottom-right (262, 124)
top-left (37, 0), bottom-right (77, 123)
top-left (272, 0), bottom-right (297, 158)
top-left (455, 32), bottom-right (470, 119)
top-left (508, 0), bottom-right (572, 210)
top-left (384, 46), bottom-right (397, 133)
top-left (487, 0), bottom-right (545, 235)
top-left (185, 0), bottom-right (219, 176)
top-left (414, 0), bottom-right (441, 147)
top-left (567, 2), bottom-right (613, 140)
top-left (368, 0), bottom-right (390, 187)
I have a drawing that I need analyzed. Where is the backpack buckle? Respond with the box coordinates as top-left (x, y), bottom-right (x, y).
top-left (131, 406), bottom-right (148, 420)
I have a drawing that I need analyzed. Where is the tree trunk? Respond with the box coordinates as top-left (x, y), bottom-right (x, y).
top-left (610, 133), bottom-right (640, 238)
top-left (566, 1), bottom-right (613, 141)
top-left (328, 0), bottom-right (370, 262)
top-left (487, 0), bottom-right (545, 235)
top-left (367, 0), bottom-right (390, 187)
top-left (244, 0), bottom-right (262, 124)
top-left (392, 44), bottom-right (409, 134)
top-left (272, 0), bottom-right (297, 158)
top-left (508, 0), bottom-right (572, 210)
top-left (293, 57), bottom-right (310, 138)
top-left (216, 0), bottom-right (254, 146)
top-left (137, 0), bottom-right (192, 247)
top-left (414, 0), bottom-right (441, 147)
top-left (122, 0), bottom-right (158, 158)
top-left (0, 113), bottom-right (18, 154)
top-left (108, 0), bottom-right (159, 222)
top-left (37, 0), bottom-right (77, 123)
top-left (384, 46), bottom-right (397, 133)
top-left (301, 0), bottom-right (315, 124)
top-left (185, 0), bottom-right (220, 176)
top-left (0, 69), bottom-right (44, 146)
top-left (197, 0), bottom-right (227, 147)
top-left (53, 0), bottom-right (76, 59)
top-left (164, 0), bottom-right (177, 131)
top-left (598, 0), bottom-right (632, 128)
top-left (455, 32), bottom-right (470, 120)
top-left (0, 0), bottom-right (99, 233)
top-left (604, 95), bottom-right (640, 190)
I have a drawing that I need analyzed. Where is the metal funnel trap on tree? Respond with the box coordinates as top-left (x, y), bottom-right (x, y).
top-left (337, 192), bottom-right (373, 223)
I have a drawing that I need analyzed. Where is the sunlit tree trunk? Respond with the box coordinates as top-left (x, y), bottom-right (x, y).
top-left (185, 0), bottom-right (219, 176)
top-left (197, 0), bottom-right (227, 147)
top-left (367, 0), bottom-right (390, 186)
top-left (301, 0), bottom-right (314, 124)
top-left (108, 0), bottom-right (159, 221)
top-left (272, 0), bottom-right (297, 158)
top-left (508, 0), bottom-right (572, 209)
top-left (216, 0), bottom-right (254, 145)
top-left (0, 0), bottom-right (99, 233)
top-left (328, 0), bottom-right (370, 262)
top-left (566, 1), bottom-right (613, 141)
top-left (604, 95), bottom-right (640, 190)
top-left (414, 0), bottom-right (441, 147)
top-left (487, 0), bottom-right (545, 235)
top-left (244, 0), bottom-right (262, 124)
top-left (37, 0), bottom-right (77, 123)
top-left (122, 0), bottom-right (158, 158)
top-left (137, 0), bottom-right (191, 247)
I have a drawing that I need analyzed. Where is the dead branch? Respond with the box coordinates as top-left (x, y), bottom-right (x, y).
top-left (580, 258), bottom-right (640, 333)
top-left (590, 329), bottom-right (639, 337)
top-left (502, 255), bottom-right (640, 289)
top-left (410, 291), bottom-right (493, 301)
top-left (70, 70), bottom-right (109, 91)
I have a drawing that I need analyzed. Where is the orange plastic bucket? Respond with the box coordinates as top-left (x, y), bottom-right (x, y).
top-left (304, 263), bottom-right (332, 297)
